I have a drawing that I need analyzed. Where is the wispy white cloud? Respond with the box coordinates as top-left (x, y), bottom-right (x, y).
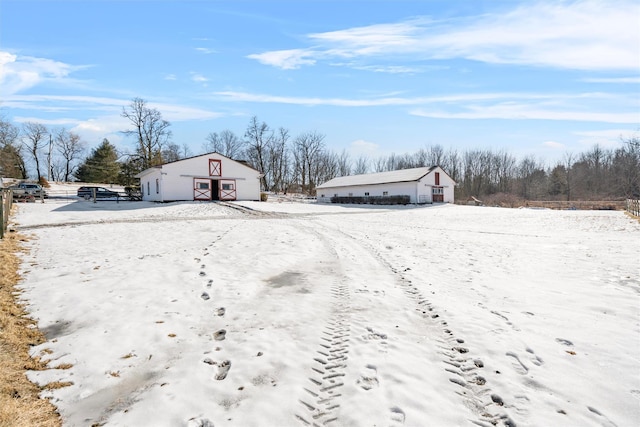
top-left (213, 90), bottom-right (638, 124)
top-left (345, 64), bottom-right (424, 74)
top-left (410, 103), bottom-right (638, 124)
top-left (7, 94), bottom-right (222, 122)
top-left (582, 77), bottom-right (640, 84)
top-left (573, 128), bottom-right (639, 147)
top-left (542, 140), bottom-right (566, 150)
top-left (165, 74), bottom-right (177, 81)
top-left (213, 90), bottom-right (568, 106)
top-left (0, 50), bottom-right (88, 95)
top-left (249, 0), bottom-right (639, 71)
top-left (190, 73), bottom-right (209, 84)
top-left (195, 47), bottom-right (216, 54)
top-left (248, 49), bottom-right (317, 70)
top-left (351, 139), bottom-right (379, 153)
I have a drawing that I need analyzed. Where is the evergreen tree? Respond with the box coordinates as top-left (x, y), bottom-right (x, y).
top-left (75, 139), bottom-right (120, 183)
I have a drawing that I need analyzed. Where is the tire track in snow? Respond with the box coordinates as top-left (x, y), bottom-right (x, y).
top-left (296, 280), bottom-right (351, 426)
top-left (292, 220), bottom-right (428, 426)
top-left (292, 223), bottom-right (352, 426)
top-left (317, 221), bottom-right (517, 427)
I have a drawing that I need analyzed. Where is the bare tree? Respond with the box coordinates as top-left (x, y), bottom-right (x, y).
top-left (162, 143), bottom-right (183, 163)
top-left (336, 149), bottom-right (352, 177)
top-left (244, 116), bottom-right (272, 190)
top-left (204, 129), bottom-right (245, 159)
top-left (315, 151), bottom-right (339, 187)
top-left (0, 117), bottom-right (26, 178)
top-left (443, 148), bottom-right (460, 182)
top-left (293, 131), bottom-right (325, 194)
top-left (21, 122), bottom-right (48, 180)
top-left (121, 97), bottom-right (172, 169)
top-left (268, 127), bottom-right (290, 192)
top-left (353, 155), bottom-right (370, 175)
top-left (425, 144), bottom-right (445, 166)
top-left (611, 135), bottom-right (639, 198)
top-left (55, 128), bottom-right (86, 181)
top-left (517, 155), bottom-right (546, 199)
top-left (563, 152), bottom-right (575, 200)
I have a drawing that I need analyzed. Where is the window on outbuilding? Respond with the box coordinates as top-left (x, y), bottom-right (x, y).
top-left (155, 179), bottom-right (159, 194)
top-left (147, 181), bottom-right (150, 195)
top-left (383, 191), bottom-right (388, 196)
top-left (435, 172), bottom-right (440, 186)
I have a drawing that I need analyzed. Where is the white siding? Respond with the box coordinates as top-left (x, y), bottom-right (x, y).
top-left (138, 153), bottom-right (261, 202)
top-left (318, 181), bottom-right (418, 203)
top-left (317, 166), bottom-right (455, 204)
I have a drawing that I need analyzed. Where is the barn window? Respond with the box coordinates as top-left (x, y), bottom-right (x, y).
top-left (364, 192), bottom-right (370, 196)
top-left (222, 183), bottom-right (234, 191)
top-left (197, 182), bottom-right (210, 190)
top-left (147, 182), bottom-right (150, 195)
top-left (383, 191), bottom-right (389, 196)
top-left (435, 172), bottom-right (440, 186)
top-left (348, 192), bottom-right (353, 197)
top-left (209, 159), bottom-right (222, 176)
top-left (321, 194), bottom-right (325, 198)
top-left (155, 178), bottom-right (159, 194)
top-left (432, 187), bottom-right (444, 195)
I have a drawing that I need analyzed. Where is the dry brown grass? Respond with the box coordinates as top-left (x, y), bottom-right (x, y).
top-left (0, 221), bottom-right (62, 427)
top-left (625, 211), bottom-right (640, 223)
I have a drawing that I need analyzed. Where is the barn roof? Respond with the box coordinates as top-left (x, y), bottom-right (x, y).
top-left (317, 166), bottom-right (440, 189)
top-left (135, 152), bottom-right (261, 179)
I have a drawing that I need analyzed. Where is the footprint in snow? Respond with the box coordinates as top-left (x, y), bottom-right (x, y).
top-left (390, 407), bottom-right (405, 425)
top-left (215, 307), bottom-right (225, 317)
top-left (213, 329), bottom-right (226, 341)
top-left (506, 351), bottom-right (529, 375)
top-left (215, 360), bottom-right (231, 380)
top-left (203, 358), bottom-right (231, 381)
top-left (201, 292), bottom-right (210, 301)
top-left (187, 417), bottom-right (214, 427)
top-left (357, 364), bottom-right (379, 390)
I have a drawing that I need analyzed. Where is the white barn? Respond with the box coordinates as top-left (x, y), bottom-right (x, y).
top-left (316, 166), bottom-right (456, 204)
top-left (135, 153), bottom-right (262, 202)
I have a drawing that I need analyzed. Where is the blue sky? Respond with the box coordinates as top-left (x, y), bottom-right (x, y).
top-left (1, 0), bottom-right (638, 165)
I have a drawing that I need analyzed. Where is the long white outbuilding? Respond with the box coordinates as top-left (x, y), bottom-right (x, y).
top-left (316, 166), bottom-right (456, 204)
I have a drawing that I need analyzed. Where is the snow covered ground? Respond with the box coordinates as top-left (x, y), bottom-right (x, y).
top-left (12, 187), bottom-right (640, 427)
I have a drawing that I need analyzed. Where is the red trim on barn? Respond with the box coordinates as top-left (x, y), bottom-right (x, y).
top-left (209, 159), bottom-right (222, 176)
top-left (194, 178), bottom-right (212, 200)
top-left (219, 179), bottom-right (237, 201)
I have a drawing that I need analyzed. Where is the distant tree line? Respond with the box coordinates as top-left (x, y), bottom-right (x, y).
top-left (1, 98), bottom-right (638, 202)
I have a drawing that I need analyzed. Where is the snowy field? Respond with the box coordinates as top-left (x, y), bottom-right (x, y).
top-left (12, 189), bottom-right (640, 427)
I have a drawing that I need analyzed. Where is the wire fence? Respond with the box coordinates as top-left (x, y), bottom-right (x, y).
top-left (627, 199), bottom-right (640, 217)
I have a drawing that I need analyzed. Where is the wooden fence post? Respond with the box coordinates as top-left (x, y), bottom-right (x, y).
top-left (0, 189), bottom-right (12, 240)
top-left (0, 190), bottom-right (4, 240)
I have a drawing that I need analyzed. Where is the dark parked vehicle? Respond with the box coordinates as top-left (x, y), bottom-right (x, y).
top-left (77, 186), bottom-right (120, 200)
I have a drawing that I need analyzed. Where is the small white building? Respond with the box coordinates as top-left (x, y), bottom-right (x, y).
top-left (135, 153), bottom-right (262, 202)
top-left (316, 166), bottom-right (456, 204)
